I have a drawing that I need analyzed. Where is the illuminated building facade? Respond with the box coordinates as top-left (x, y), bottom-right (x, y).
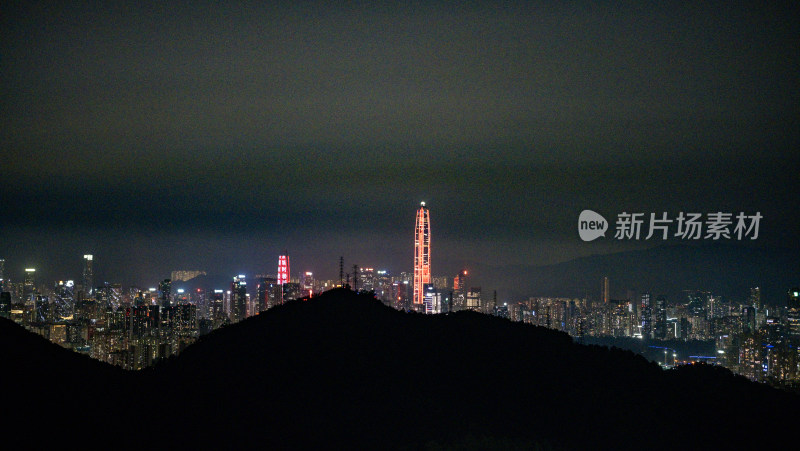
top-left (453, 270), bottom-right (467, 312)
top-left (654, 295), bottom-right (667, 339)
top-left (52, 280), bottom-right (75, 322)
top-left (23, 268), bottom-right (36, 302)
top-left (0, 291), bottom-right (10, 318)
top-left (413, 202), bottom-right (430, 307)
top-left (283, 283), bottom-right (303, 301)
top-left (23, 268), bottom-right (36, 323)
top-left (392, 280), bottom-right (410, 311)
top-left (302, 272), bottom-right (315, 297)
top-left (158, 279), bottom-right (171, 308)
top-left (640, 292), bottom-right (652, 339)
top-left (749, 287), bottom-right (762, 310)
top-left (359, 268), bottom-right (374, 292)
top-left (278, 255), bottom-right (290, 285)
top-left (466, 287), bottom-right (481, 312)
top-left (211, 290), bottom-right (226, 327)
top-left (424, 284), bottom-right (450, 314)
top-left (231, 275), bottom-right (247, 323)
top-left (83, 254), bottom-right (93, 298)
top-left (787, 288), bottom-right (800, 336)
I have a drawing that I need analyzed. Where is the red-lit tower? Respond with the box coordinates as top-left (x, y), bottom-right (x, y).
top-left (413, 202), bottom-right (431, 306)
top-left (278, 255), bottom-right (289, 285)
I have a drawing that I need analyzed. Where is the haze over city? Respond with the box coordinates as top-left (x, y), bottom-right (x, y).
top-left (2, 4), bottom-right (800, 450)
top-left (1, 2), bottom-right (797, 293)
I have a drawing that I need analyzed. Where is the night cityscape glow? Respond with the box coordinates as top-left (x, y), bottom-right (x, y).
top-left (1, 2), bottom-right (798, 449)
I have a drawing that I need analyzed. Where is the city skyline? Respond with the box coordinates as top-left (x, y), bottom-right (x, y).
top-left (0, 242), bottom-right (795, 306)
top-left (3, 245), bottom-right (799, 385)
top-left (1, 3), bottom-right (798, 447)
top-left (0, 241), bottom-right (794, 309)
top-left (1, 196), bottom-right (796, 305)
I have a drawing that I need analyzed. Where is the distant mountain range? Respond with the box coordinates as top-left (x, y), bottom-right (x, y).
top-left (461, 242), bottom-right (798, 305)
top-left (2, 288), bottom-right (796, 449)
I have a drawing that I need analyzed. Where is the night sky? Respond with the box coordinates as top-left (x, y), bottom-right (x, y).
top-left (1, 2), bottom-right (798, 290)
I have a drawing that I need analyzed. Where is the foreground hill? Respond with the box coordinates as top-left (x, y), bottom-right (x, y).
top-left (0, 316), bottom-right (132, 440)
top-left (2, 289), bottom-right (796, 449)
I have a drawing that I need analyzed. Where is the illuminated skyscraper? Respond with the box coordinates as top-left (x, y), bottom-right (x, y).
top-left (34, 295), bottom-right (49, 323)
top-left (23, 268), bottom-right (36, 302)
top-left (423, 283), bottom-right (435, 314)
top-left (749, 287), bottom-right (762, 310)
top-left (602, 276), bottom-right (609, 304)
top-left (83, 254), bottom-right (94, 298)
top-left (231, 275), bottom-right (247, 323)
top-left (0, 292), bottom-right (10, 319)
top-left (211, 290), bottom-right (226, 323)
top-left (392, 280), bottom-right (410, 311)
top-left (413, 202), bottom-right (431, 307)
top-left (52, 280), bottom-right (75, 322)
top-left (640, 292), bottom-right (652, 339)
top-left (788, 288), bottom-right (800, 336)
top-left (466, 287), bottom-right (482, 312)
top-left (278, 255), bottom-right (290, 285)
top-left (158, 279), bottom-right (172, 308)
top-left (359, 268), bottom-right (374, 292)
top-left (302, 272), bottom-right (314, 297)
top-left (453, 270), bottom-right (468, 312)
top-left (23, 268), bottom-right (38, 325)
top-left (654, 295), bottom-right (667, 339)
top-left (257, 277), bottom-right (279, 312)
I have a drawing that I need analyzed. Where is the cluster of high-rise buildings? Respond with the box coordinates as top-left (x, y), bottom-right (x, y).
top-left (0, 254), bottom-right (332, 369)
top-left (505, 282), bottom-right (800, 390)
top-left (1, 203), bottom-right (798, 393)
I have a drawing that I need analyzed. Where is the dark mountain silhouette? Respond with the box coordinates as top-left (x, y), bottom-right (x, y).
top-left (2, 288), bottom-right (795, 449)
top-left (464, 242), bottom-right (797, 305)
top-left (0, 316), bottom-right (133, 440)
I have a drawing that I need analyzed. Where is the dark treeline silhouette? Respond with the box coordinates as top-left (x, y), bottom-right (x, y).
top-left (2, 288), bottom-right (795, 449)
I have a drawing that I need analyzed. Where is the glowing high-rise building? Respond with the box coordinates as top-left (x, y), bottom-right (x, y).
top-left (278, 255), bottom-right (290, 285)
top-left (83, 254), bottom-right (94, 298)
top-left (413, 202), bottom-right (431, 306)
top-left (23, 268), bottom-right (36, 301)
top-left (231, 275), bottom-right (247, 323)
top-left (302, 272), bottom-right (314, 297)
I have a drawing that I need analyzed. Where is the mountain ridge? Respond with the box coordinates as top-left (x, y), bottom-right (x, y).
top-left (2, 288), bottom-right (796, 449)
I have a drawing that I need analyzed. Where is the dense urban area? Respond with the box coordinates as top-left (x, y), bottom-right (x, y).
top-left (1, 252), bottom-right (798, 394)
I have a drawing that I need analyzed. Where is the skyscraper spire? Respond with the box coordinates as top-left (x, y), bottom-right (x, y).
top-left (413, 202), bottom-right (431, 306)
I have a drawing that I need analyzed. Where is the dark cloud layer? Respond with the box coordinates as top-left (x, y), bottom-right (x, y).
top-left (1, 2), bottom-right (798, 288)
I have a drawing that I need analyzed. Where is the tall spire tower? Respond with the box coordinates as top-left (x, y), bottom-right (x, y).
top-left (413, 202), bottom-right (431, 306)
